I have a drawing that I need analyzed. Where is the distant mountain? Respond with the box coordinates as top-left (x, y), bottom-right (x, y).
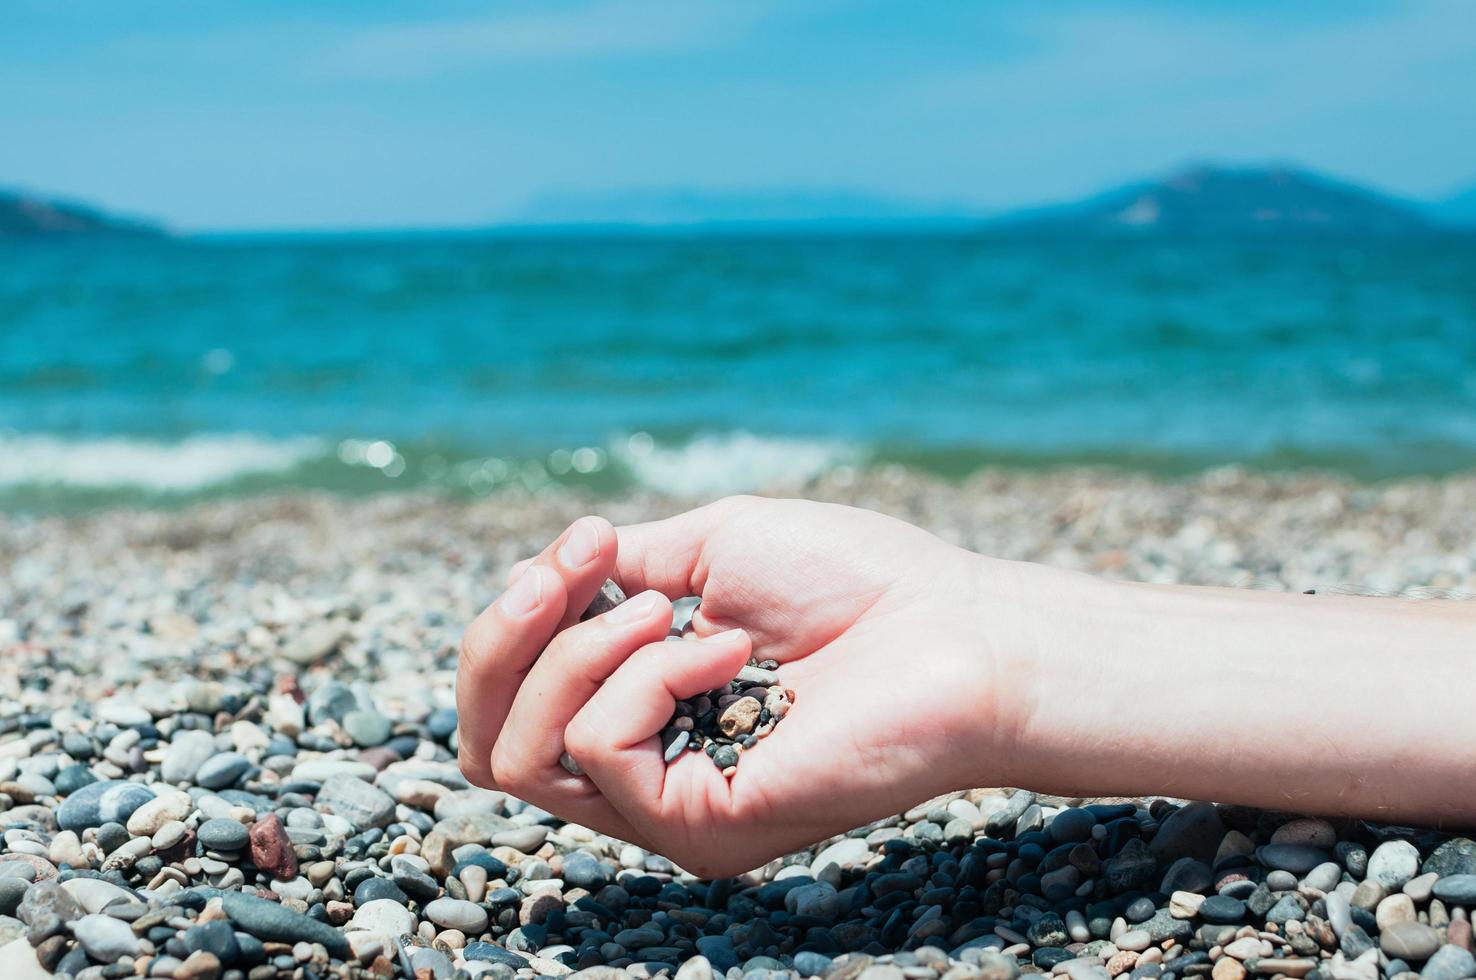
top-left (990, 165), bottom-right (1437, 238)
top-left (510, 187), bottom-right (980, 228)
top-left (0, 189), bottom-right (166, 240)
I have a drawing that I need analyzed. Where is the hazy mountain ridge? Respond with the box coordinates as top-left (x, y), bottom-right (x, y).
top-left (0, 189), bottom-right (166, 240)
top-left (4, 164), bottom-right (1472, 237)
top-left (990, 165), bottom-right (1441, 237)
top-left (514, 165), bottom-right (1469, 236)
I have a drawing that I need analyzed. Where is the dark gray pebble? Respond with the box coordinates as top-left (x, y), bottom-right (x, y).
top-left (197, 818), bottom-right (249, 851)
top-left (662, 729), bottom-right (691, 763)
top-left (215, 890), bottom-right (350, 958)
top-left (1434, 875), bottom-right (1476, 905)
top-left (1150, 802), bottom-right (1225, 866)
top-left (1199, 895), bottom-right (1246, 924)
top-left (1258, 844), bottom-right (1333, 874)
top-left (1425, 840), bottom-right (1476, 878)
top-left (1048, 808), bottom-right (1095, 844)
top-left (1125, 898), bottom-right (1156, 923)
top-left (195, 752), bottom-right (251, 790)
top-left (184, 919), bottom-right (241, 964)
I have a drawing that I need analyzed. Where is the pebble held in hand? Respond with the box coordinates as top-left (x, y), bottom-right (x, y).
top-left (558, 579), bottom-right (795, 779)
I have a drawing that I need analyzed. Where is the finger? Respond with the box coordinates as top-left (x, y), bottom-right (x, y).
top-left (457, 516), bottom-right (619, 788)
top-left (565, 629), bottom-right (751, 817)
top-left (506, 515), bottom-right (611, 615)
top-left (497, 590), bottom-right (674, 775)
top-left (548, 516), bottom-right (621, 628)
top-left (505, 557), bottom-right (535, 587)
top-left (487, 591), bottom-right (675, 839)
top-left (456, 565), bottom-right (566, 787)
top-left (611, 500), bottom-right (731, 599)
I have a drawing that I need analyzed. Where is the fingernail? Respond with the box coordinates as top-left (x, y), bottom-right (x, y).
top-left (557, 519), bottom-right (601, 570)
top-left (500, 565), bottom-right (545, 616)
top-left (607, 590), bottom-right (660, 624)
top-left (699, 628), bottom-right (746, 646)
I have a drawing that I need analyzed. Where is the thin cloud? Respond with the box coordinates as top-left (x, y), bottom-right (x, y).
top-left (319, 0), bottom-right (769, 75)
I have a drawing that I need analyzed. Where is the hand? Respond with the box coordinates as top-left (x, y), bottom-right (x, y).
top-left (456, 496), bottom-right (1036, 877)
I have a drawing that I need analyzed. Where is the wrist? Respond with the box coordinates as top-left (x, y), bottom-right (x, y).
top-left (954, 554), bottom-right (1146, 796)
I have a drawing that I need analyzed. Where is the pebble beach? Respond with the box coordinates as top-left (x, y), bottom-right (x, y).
top-left (3, 467), bottom-right (1475, 980)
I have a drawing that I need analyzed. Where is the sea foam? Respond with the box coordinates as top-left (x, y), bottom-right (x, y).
top-left (0, 433), bottom-right (326, 491)
top-left (611, 430), bottom-right (860, 497)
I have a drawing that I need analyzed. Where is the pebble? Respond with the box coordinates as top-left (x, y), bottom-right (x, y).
top-left (161, 730), bottom-right (219, 784)
top-left (1259, 844), bottom-right (1333, 874)
top-left (125, 791), bottom-right (192, 836)
top-left (1384, 922), bottom-right (1443, 961)
top-left (348, 898), bottom-right (417, 937)
top-left (341, 709), bottom-right (392, 747)
top-left (1421, 945), bottom-right (1476, 980)
top-left (1435, 876), bottom-right (1476, 905)
top-left (425, 896), bottom-right (490, 933)
top-left (197, 818), bottom-right (249, 851)
top-left (210, 889), bottom-right (351, 957)
top-left (195, 752), bottom-right (251, 790)
top-left (72, 912), bottom-right (141, 960)
top-left (1427, 841), bottom-right (1476, 878)
top-left (1369, 840), bottom-right (1422, 890)
top-left (313, 775), bottom-right (395, 830)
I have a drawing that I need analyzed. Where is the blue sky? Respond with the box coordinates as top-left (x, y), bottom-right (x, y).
top-left (4, 0), bottom-right (1475, 231)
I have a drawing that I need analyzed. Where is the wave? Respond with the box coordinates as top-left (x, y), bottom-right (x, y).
top-left (610, 431), bottom-right (861, 496)
top-left (0, 433), bottom-right (327, 491)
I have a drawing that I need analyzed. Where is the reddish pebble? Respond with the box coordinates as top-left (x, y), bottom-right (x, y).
top-left (249, 813), bottom-right (298, 881)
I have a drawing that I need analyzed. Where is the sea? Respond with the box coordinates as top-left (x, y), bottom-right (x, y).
top-left (3, 232), bottom-right (1475, 512)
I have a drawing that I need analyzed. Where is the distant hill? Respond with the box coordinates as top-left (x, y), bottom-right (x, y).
top-left (990, 165), bottom-right (1437, 238)
top-left (510, 187), bottom-right (980, 229)
top-left (0, 189), bottom-right (166, 240)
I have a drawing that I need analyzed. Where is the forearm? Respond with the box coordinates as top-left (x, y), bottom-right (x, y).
top-left (989, 559), bottom-right (1476, 826)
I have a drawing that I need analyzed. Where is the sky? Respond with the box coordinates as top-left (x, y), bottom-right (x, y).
top-left (4, 0), bottom-right (1475, 231)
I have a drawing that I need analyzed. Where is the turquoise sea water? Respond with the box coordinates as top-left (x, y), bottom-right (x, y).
top-left (2, 233), bottom-right (1475, 510)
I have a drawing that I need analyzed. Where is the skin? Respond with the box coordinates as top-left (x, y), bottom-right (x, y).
top-left (457, 495), bottom-right (1476, 879)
